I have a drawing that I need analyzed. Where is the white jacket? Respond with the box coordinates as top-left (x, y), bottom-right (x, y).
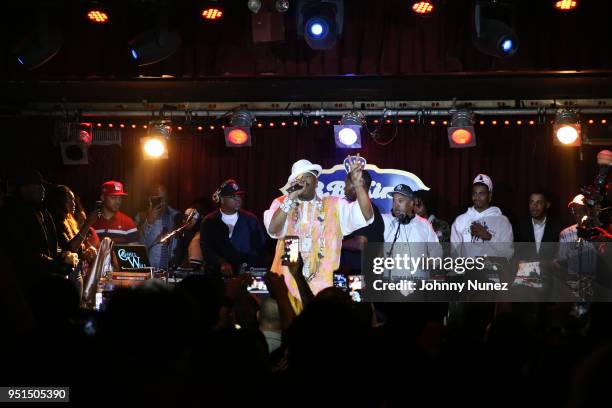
top-left (382, 213), bottom-right (443, 278)
top-left (450, 206), bottom-right (514, 259)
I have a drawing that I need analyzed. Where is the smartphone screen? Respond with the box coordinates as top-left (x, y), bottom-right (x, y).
top-left (282, 235), bottom-right (299, 266)
top-left (348, 275), bottom-right (364, 303)
top-left (247, 275), bottom-right (268, 294)
top-left (333, 273), bottom-right (348, 290)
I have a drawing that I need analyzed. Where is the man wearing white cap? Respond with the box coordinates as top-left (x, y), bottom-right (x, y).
top-left (450, 174), bottom-right (514, 259)
top-left (264, 157), bottom-right (374, 311)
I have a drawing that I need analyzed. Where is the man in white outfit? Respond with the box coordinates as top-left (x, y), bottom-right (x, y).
top-left (450, 174), bottom-right (514, 260)
top-left (382, 184), bottom-right (442, 280)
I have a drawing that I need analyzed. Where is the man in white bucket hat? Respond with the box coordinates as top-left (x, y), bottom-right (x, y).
top-left (264, 157), bottom-right (374, 312)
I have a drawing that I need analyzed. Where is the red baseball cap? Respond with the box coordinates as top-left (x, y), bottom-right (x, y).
top-left (101, 180), bottom-right (128, 196)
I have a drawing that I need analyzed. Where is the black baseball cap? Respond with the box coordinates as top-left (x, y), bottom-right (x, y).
top-left (14, 169), bottom-right (48, 188)
top-left (388, 184), bottom-right (414, 198)
top-left (219, 179), bottom-right (246, 197)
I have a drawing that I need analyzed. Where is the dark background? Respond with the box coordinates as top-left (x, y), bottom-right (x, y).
top-left (1, 0), bottom-right (612, 79)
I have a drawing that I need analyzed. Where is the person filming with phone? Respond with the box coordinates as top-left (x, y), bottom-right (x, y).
top-left (135, 184), bottom-right (181, 270)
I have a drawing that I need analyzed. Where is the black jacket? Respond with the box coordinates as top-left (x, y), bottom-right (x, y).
top-left (0, 199), bottom-right (63, 289)
top-left (199, 209), bottom-right (266, 274)
top-left (513, 216), bottom-right (561, 260)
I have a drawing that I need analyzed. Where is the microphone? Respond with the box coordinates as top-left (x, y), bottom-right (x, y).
top-left (394, 212), bottom-right (413, 224)
top-left (287, 183), bottom-right (304, 193)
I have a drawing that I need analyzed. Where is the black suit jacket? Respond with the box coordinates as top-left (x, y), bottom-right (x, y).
top-left (513, 216), bottom-right (561, 260)
top-left (0, 199), bottom-right (62, 289)
top-left (199, 209), bottom-right (266, 274)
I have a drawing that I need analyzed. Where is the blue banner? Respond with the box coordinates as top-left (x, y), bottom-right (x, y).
top-left (316, 164), bottom-right (430, 214)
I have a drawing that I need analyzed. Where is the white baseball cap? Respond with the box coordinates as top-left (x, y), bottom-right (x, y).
top-left (473, 174), bottom-right (493, 191)
top-left (567, 194), bottom-right (585, 208)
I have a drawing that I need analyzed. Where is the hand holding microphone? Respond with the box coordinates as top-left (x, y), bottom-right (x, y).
top-left (287, 176), bottom-right (306, 199)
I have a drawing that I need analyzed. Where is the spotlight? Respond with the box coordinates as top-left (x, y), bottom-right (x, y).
top-left (334, 111), bottom-right (364, 148)
top-left (297, 0), bottom-right (344, 50)
top-left (79, 122), bottom-right (93, 145)
top-left (143, 138), bottom-right (166, 157)
top-left (86, 2), bottom-right (109, 24)
top-left (554, 0), bottom-right (577, 11)
top-left (276, 0), bottom-right (290, 12)
top-left (447, 110), bottom-right (476, 148)
top-left (129, 8), bottom-right (181, 66)
top-left (13, 13), bottom-right (63, 70)
top-left (473, 1), bottom-right (518, 58)
top-left (411, 1), bottom-right (436, 16)
top-left (201, 0), bottom-right (224, 20)
top-left (60, 122), bottom-right (91, 165)
top-left (554, 110), bottom-right (581, 146)
top-left (141, 121), bottom-right (171, 159)
top-left (224, 110), bottom-right (254, 147)
top-left (248, 0), bottom-right (262, 13)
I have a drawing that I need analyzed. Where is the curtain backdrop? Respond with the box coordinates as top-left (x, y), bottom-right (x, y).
top-left (3, 119), bottom-right (607, 230)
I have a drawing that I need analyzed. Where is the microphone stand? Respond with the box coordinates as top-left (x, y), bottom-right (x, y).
top-left (148, 212), bottom-right (196, 275)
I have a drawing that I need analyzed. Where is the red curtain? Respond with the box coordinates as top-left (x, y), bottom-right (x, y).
top-left (4, 120), bottom-right (607, 230)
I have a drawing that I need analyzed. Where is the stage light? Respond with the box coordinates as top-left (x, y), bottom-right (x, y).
top-left (13, 13), bottom-right (63, 70)
top-left (248, 0), bottom-right (262, 13)
top-left (60, 122), bottom-right (92, 165)
top-left (79, 123), bottom-right (93, 145)
top-left (142, 120), bottom-right (171, 159)
top-left (202, 1), bottom-right (224, 20)
top-left (224, 110), bottom-right (254, 147)
top-left (143, 138), bottom-right (166, 158)
top-left (554, 110), bottom-right (581, 146)
top-left (448, 110), bottom-right (476, 148)
top-left (276, 0), bottom-right (290, 12)
top-left (334, 111), bottom-right (364, 148)
top-left (297, 0), bottom-right (344, 50)
top-left (129, 8), bottom-right (182, 66)
top-left (412, 1), bottom-right (435, 16)
top-left (87, 4), bottom-right (109, 24)
top-left (554, 0), bottom-right (577, 11)
top-left (473, 1), bottom-right (518, 58)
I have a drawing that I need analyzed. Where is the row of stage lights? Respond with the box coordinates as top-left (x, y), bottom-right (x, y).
top-left (82, 1), bottom-right (581, 25)
top-left (106, 109), bottom-right (605, 159)
top-left (15, 0), bottom-right (580, 70)
top-left (60, 107), bottom-right (599, 163)
top-left (88, 117), bottom-right (609, 131)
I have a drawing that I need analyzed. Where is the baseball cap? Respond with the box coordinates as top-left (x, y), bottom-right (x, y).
top-left (388, 184), bottom-right (414, 198)
top-left (101, 181), bottom-right (128, 196)
top-left (473, 174), bottom-right (493, 191)
top-left (568, 194), bottom-right (585, 208)
top-left (219, 179), bottom-right (246, 197)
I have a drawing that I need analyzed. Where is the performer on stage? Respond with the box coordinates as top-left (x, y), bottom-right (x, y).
top-left (200, 179), bottom-right (267, 276)
top-left (264, 158), bottom-right (374, 312)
